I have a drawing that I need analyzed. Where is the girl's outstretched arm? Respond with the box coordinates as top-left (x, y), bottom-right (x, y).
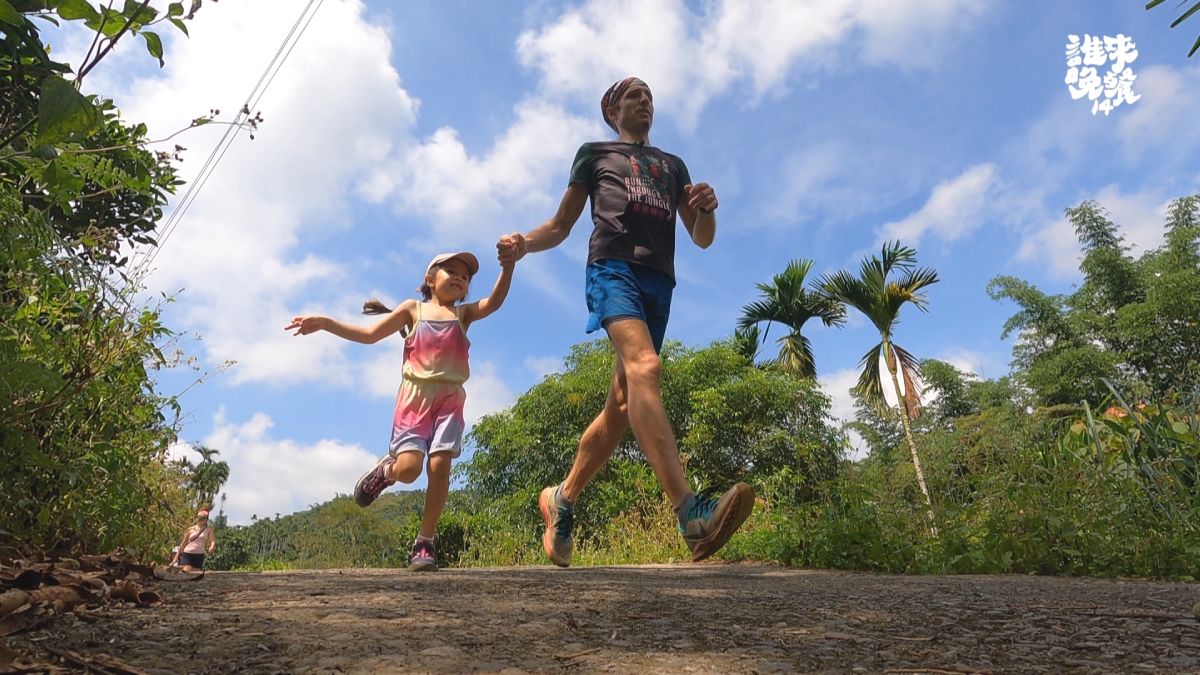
top-left (462, 262), bottom-right (514, 326)
top-left (286, 300), bottom-right (416, 344)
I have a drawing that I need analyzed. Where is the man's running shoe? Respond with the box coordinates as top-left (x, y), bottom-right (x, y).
top-left (538, 485), bottom-right (574, 567)
top-left (409, 539), bottom-right (437, 572)
top-left (353, 456), bottom-right (395, 508)
top-left (681, 483), bottom-right (755, 562)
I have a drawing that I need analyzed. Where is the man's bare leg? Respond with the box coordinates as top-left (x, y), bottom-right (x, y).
top-left (540, 318), bottom-right (752, 565)
top-left (560, 363), bottom-right (629, 502)
top-left (539, 358), bottom-right (632, 566)
top-left (601, 318), bottom-right (690, 505)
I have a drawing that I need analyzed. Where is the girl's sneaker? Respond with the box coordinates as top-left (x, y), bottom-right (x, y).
top-left (353, 456), bottom-right (395, 507)
top-left (409, 539), bottom-right (437, 572)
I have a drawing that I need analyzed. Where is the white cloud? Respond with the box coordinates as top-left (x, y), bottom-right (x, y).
top-left (818, 367), bottom-right (865, 459)
top-left (1017, 185), bottom-right (1172, 279)
top-left (876, 164), bottom-right (998, 247)
top-left (362, 99), bottom-right (597, 234)
top-left (463, 361), bottom-right (517, 429)
top-left (1017, 215), bottom-right (1081, 279)
top-left (769, 141), bottom-right (898, 225)
top-left (1093, 185), bottom-right (1171, 255)
top-left (934, 348), bottom-right (998, 380)
top-left (525, 355), bottom-right (564, 379)
top-left (855, 0), bottom-right (987, 68)
top-left (819, 367), bottom-right (859, 426)
top-left (1118, 64), bottom-right (1200, 173)
top-left (516, 0), bottom-right (694, 113)
top-left (516, 0), bottom-right (989, 129)
top-left (202, 408), bottom-right (378, 525)
top-left (112, 0), bottom-right (419, 387)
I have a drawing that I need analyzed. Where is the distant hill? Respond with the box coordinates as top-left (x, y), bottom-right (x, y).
top-left (208, 488), bottom-right (482, 570)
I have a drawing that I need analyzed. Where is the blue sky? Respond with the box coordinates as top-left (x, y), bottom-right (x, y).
top-left (59, 1), bottom-right (1200, 524)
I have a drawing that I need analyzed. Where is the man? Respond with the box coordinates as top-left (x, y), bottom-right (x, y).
top-left (498, 77), bottom-right (753, 567)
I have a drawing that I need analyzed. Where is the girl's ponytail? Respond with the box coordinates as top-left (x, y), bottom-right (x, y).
top-left (362, 298), bottom-right (391, 315)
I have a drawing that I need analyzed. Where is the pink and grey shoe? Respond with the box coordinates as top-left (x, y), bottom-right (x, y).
top-left (353, 456), bottom-right (395, 507)
top-left (409, 539), bottom-right (437, 572)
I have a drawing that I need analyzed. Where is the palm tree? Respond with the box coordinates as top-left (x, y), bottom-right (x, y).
top-left (739, 259), bottom-right (846, 378)
top-left (186, 446), bottom-right (230, 509)
top-left (732, 324), bottom-right (762, 365)
top-left (819, 242), bottom-right (939, 532)
top-left (1147, 0), bottom-right (1200, 57)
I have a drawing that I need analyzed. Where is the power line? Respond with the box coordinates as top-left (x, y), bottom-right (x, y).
top-left (130, 0), bottom-right (325, 281)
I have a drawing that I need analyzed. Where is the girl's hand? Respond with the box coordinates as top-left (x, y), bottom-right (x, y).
top-left (285, 316), bottom-right (325, 336)
top-left (497, 233), bottom-right (526, 266)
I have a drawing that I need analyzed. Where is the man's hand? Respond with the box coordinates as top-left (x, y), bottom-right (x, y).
top-left (497, 232), bottom-right (527, 266)
top-left (684, 183), bottom-right (718, 214)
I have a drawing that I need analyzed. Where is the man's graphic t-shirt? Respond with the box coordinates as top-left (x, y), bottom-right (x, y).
top-left (569, 142), bottom-right (691, 281)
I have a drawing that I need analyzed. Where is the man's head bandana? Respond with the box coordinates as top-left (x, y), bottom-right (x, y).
top-left (601, 77), bottom-right (650, 132)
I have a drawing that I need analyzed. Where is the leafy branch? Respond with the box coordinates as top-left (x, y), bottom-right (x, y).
top-left (1147, 0), bottom-right (1200, 57)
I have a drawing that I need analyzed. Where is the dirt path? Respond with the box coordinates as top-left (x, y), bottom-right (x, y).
top-left (7, 564), bottom-right (1200, 673)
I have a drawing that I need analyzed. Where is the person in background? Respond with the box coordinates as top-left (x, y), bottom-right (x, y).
top-left (171, 509), bottom-right (216, 571)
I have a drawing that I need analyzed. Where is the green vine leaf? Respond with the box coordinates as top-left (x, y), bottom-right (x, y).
top-left (55, 0), bottom-right (101, 22)
top-left (37, 75), bottom-right (100, 144)
top-left (0, 0), bottom-right (23, 26)
top-left (142, 30), bottom-right (164, 67)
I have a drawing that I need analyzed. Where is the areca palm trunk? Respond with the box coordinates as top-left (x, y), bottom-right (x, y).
top-left (884, 339), bottom-right (938, 537)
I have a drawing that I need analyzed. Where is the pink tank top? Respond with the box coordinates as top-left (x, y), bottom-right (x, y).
top-left (182, 526), bottom-right (211, 554)
top-left (402, 302), bottom-right (470, 385)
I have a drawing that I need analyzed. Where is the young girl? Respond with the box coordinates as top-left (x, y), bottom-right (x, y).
top-left (170, 509), bottom-right (216, 571)
top-left (285, 251), bottom-right (514, 571)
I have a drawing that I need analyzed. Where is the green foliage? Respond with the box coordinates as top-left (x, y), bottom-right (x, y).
top-left (0, 190), bottom-right (189, 556)
top-left (990, 195), bottom-right (1200, 406)
top-left (819, 241), bottom-right (939, 525)
top-left (1147, 0), bottom-right (1200, 57)
top-left (206, 490), bottom-right (524, 571)
top-left (818, 241), bottom-right (938, 418)
top-left (0, 1), bottom-right (206, 558)
top-left (918, 359), bottom-right (978, 425)
top-left (738, 258), bottom-right (844, 377)
top-left (460, 338), bottom-right (847, 554)
top-left (845, 395), bottom-right (904, 462)
top-left (2, 1), bottom-right (196, 272)
top-left (173, 445), bottom-right (230, 510)
top-left (724, 400), bottom-right (1200, 579)
top-left (682, 369), bottom-right (844, 499)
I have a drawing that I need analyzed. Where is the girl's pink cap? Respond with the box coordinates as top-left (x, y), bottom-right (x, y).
top-left (197, 510), bottom-right (210, 517)
top-left (426, 252), bottom-right (479, 277)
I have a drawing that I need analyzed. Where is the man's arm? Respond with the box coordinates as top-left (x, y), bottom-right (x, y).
top-left (499, 184), bottom-right (588, 263)
top-left (207, 529), bottom-right (216, 554)
top-left (679, 182), bottom-right (718, 249)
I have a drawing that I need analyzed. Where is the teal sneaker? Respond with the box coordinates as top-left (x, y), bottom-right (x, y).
top-left (681, 483), bottom-right (755, 562)
top-left (539, 485), bottom-right (574, 567)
